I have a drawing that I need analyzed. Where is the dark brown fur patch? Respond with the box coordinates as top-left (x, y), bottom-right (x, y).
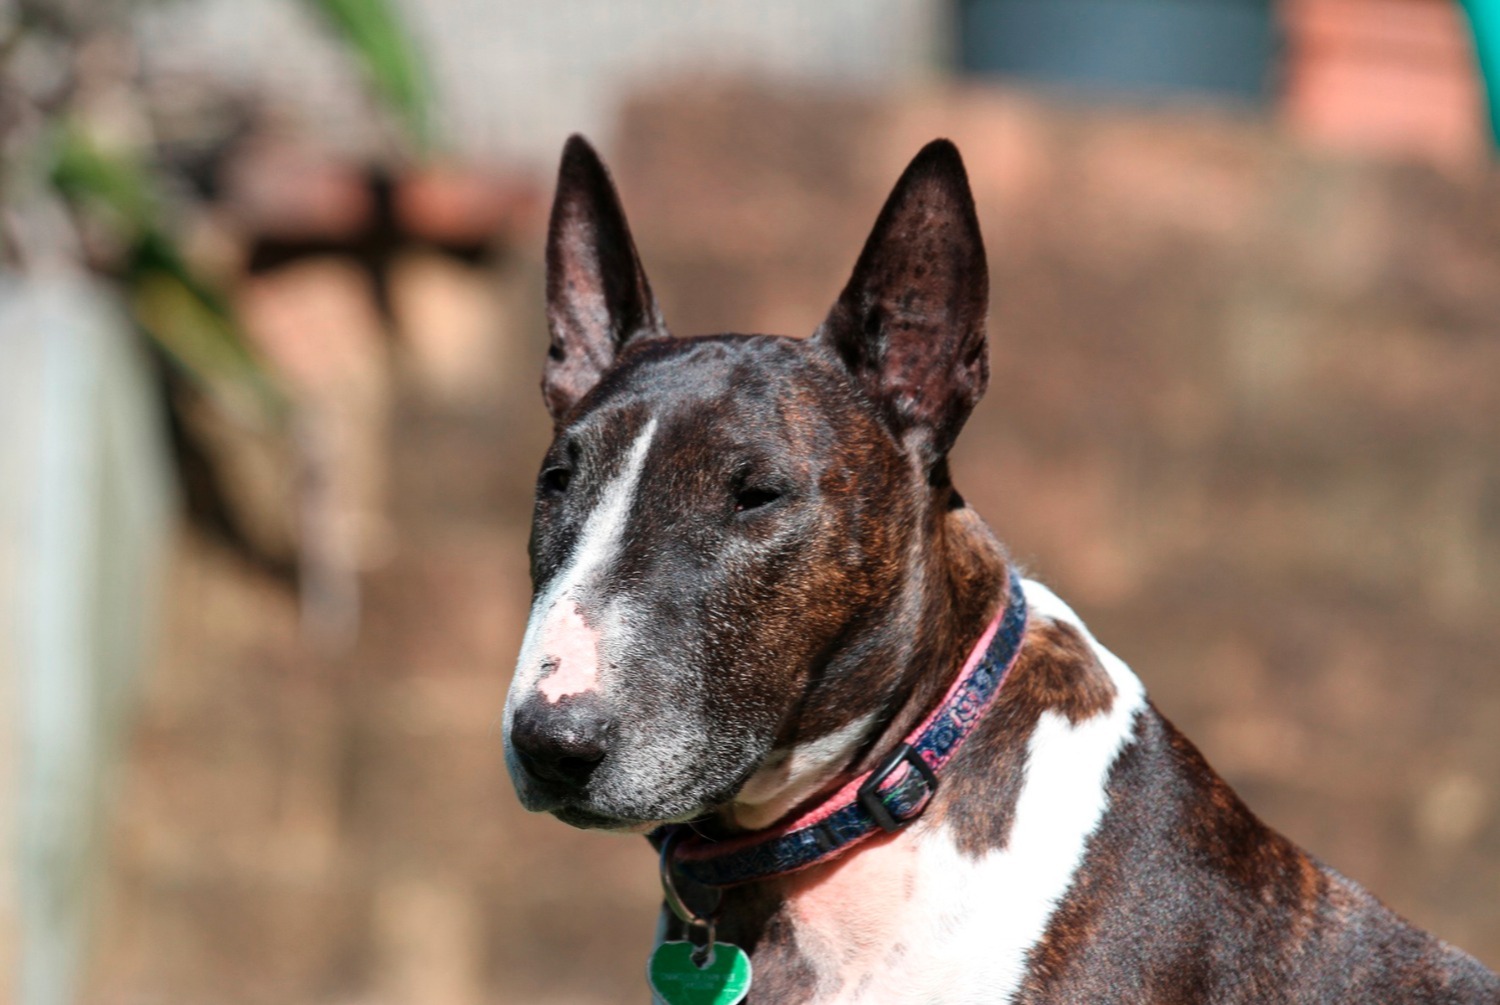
top-left (1013, 618), bottom-right (1116, 726)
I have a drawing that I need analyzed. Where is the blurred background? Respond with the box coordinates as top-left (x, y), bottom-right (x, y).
top-left (2, 0), bottom-right (1499, 1002)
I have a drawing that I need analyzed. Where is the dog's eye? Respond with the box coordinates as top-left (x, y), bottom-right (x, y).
top-left (541, 467), bottom-right (572, 495)
top-left (734, 486), bottom-right (781, 513)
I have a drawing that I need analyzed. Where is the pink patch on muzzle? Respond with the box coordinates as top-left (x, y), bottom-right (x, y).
top-left (536, 601), bottom-right (603, 703)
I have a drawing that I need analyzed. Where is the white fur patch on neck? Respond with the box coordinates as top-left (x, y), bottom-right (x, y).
top-left (731, 712), bottom-right (879, 830)
top-left (508, 419), bottom-right (657, 701)
top-left (783, 578), bottom-right (1146, 1003)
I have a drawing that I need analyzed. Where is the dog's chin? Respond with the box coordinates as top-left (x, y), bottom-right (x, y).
top-left (510, 768), bottom-right (720, 833)
top-left (551, 806), bottom-right (662, 834)
top-left (512, 786), bottom-right (665, 832)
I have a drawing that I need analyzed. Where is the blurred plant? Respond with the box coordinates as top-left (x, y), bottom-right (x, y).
top-left (2, 0), bottom-right (433, 411)
top-left (307, 0), bottom-right (434, 153)
top-left (49, 121), bottom-right (283, 420)
top-left (1, 0), bottom-right (433, 602)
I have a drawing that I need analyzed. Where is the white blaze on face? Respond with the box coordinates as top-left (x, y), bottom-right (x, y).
top-left (510, 419), bottom-right (657, 707)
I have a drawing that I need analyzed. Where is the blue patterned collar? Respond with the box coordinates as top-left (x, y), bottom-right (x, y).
top-left (657, 570), bottom-right (1029, 888)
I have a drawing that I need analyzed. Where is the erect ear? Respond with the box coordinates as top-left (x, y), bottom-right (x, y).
top-left (816, 139), bottom-right (988, 466)
top-left (542, 134), bottom-right (668, 422)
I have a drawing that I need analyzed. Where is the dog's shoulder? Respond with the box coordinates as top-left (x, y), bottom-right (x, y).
top-left (977, 584), bottom-right (1500, 1004)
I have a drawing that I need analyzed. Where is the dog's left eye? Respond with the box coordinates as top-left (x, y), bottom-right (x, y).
top-left (734, 486), bottom-right (782, 513)
top-left (541, 467), bottom-right (572, 495)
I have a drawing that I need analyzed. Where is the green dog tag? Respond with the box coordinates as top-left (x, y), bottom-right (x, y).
top-left (648, 940), bottom-right (752, 1005)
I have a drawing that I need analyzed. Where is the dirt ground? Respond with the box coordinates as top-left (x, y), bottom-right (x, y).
top-left (90, 85), bottom-right (1500, 1004)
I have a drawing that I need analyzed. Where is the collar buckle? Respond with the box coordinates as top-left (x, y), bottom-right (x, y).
top-left (858, 743), bottom-right (939, 833)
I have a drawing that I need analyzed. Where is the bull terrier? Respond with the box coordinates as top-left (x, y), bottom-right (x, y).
top-left (503, 135), bottom-right (1499, 1004)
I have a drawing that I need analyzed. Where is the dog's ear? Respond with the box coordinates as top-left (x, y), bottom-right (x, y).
top-left (816, 139), bottom-right (988, 465)
top-left (543, 134), bottom-right (668, 422)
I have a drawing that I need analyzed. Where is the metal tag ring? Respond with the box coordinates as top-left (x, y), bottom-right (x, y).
top-left (657, 828), bottom-right (722, 930)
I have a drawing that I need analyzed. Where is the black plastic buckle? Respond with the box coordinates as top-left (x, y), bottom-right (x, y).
top-left (858, 743), bottom-right (939, 833)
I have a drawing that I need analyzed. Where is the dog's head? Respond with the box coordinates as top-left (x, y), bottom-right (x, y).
top-left (503, 136), bottom-right (990, 831)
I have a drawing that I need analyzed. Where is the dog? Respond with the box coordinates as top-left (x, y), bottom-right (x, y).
top-left (502, 135), bottom-right (1499, 1003)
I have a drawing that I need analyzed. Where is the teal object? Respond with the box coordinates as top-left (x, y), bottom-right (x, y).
top-left (1461, 0), bottom-right (1500, 147)
top-left (957, 0), bottom-right (1276, 104)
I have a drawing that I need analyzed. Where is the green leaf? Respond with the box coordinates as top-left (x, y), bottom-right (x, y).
top-left (302, 0), bottom-right (435, 151)
top-left (49, 121), bottom-right (286, 423)
top-left (50, 123), bottom-right (157, 234)
top-left (128, 229), bottom-right (286, 424)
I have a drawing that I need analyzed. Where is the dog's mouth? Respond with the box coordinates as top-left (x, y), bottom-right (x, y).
top-left (507, 727), bottom-right (769, 834)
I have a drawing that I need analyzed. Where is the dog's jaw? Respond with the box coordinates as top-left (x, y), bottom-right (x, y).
top-left (727, 712), bottom-right (881, 831)
top-left (551, 806), bottom-right (661, 834)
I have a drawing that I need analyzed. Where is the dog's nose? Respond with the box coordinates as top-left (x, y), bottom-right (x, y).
top-left (509, 695), bottom-right (614, 790)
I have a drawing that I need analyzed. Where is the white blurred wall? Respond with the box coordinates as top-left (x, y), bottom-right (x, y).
top-left (134, 0), bottom-right (943, 165)
top-left (0, 276), bottom-right (174, 1005)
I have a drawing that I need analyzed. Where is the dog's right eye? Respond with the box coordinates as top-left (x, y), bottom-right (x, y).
top-left (734, 486), bottom-right (782, 513)
top-left (540, 467), bottom-right (572, 495)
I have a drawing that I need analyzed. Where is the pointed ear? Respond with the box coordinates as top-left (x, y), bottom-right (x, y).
top-left (816, 139), bottom-right (988, 465)
top-left (542, 134), bottom-right (668, 421)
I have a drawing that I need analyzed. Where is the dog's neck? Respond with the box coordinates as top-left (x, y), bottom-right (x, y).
top-left (850, 500), bottom-right (1010, 778)
top-left (686, 555), bottom-right (1150, 1003)
top-left (717, 492), bottom-right (1010, 835)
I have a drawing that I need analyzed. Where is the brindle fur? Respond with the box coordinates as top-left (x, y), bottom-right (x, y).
top-left (515, 136), bottom-right (1499, 1002)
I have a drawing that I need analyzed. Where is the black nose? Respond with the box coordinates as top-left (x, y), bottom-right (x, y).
top-left (509, 695), bottom-right (614, 790)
